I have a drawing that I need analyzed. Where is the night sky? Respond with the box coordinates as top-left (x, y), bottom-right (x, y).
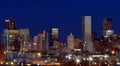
top-left (0, 0), bottom-right (120, 42)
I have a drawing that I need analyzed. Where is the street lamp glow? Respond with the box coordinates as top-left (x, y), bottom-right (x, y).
top-left (76, 58), bottom-right (80, 64)
top-left (89, 57), bottom-right (93, 61)
top-left (37, 53), bottom-right (41, 57)
top-left (33, 42), bottom-right (37, 45)
top-left (83, 58), bottom-right (86, 60)
top-left (0, 62), bottom-right (3, 64)
top-left (68, 56), bottom-right (72, 60)
top-left (86, 58), bottom-right (89, 60)
top-left (11, 62), bottom-right (14, 65)
top-left (37, 63), bottom-right (40, 66)
top-left (111, 50), bottom-right (115, 55)
top-left (66, 54), bottom-right (72, 60)
top-left (104, 62), bottom-right (107, 65)
top-left (6, 62), bottom-right (8, 65)
top-left (117, 62), bottom-right (120, 65)
top-left (27, 64), bottom-right (31, 66)
top-left (94, 62), bottom-right (97, 65)
top-left (9, 35), bottom-right (13, 37)
top-left (104, 55), bottom-right (109, 58)
top-left (13, 59), bottom-right (17, 62)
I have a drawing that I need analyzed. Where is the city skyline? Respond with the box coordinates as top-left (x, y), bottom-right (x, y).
top-left (1, 0), bottom-right (120, 42)
top-left (0, 16), bottom-right (119, 43)
top-left (1, 1), bottom-right (120, 65)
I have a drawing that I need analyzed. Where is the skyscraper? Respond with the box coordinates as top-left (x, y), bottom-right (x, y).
top-left (4, 27), bottom-right (20, 52)
top-left (5, 19), bottom-right (17, 30)
top-left (103, 18), bottom-right (112, 30)
top-left (82, 16), bottom-right (93, 53)
top-left (50, 28), bottom-right (59, 47)
top-left (74, 37), bottom-right (81, 49)
top-left (4, 19), bottom-right (18, 51)
top-left (38, 34), bottom-right (43, 50)
top-left (3, 19), bottom-right (20, 60)
top-left (67, 33), bottom-right (74, 50)
top-left (19, 28), bottom-right (30, 51)
top-left (42, 30), bottom-right (49, 50)
top-left (37, 30), bottom-right (49, 50)
top-left (103, 18), bottom-right (113, 37)
top-left (33, 36), bottom-right (38, 50)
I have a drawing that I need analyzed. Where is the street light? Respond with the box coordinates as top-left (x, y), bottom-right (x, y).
top-left (76, 58), bottom-right (80, 64)
top-left (0, 62), bottom-right (3, 64)
top-left (75, 58), bottom-right (81, 66)
top-left (5, 62), bottom-right (9, 65)
top-left (10, 62), bottom-right (14, 65)
top-left (37, 53), bottom-right (41, 57)
top-left (37, 63), bottom-right (40, 66)
top-left (111, 50), bottom-right (115, 56)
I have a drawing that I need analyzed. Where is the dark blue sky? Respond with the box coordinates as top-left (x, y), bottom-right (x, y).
top-left (0, 0), bottom-right (120, 42)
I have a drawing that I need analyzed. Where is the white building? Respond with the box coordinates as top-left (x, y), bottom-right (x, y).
top-left (82, 16), bottom-right (93, 53)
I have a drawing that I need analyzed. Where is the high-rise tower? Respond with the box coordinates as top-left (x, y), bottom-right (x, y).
top-left (103, 18), bottom-right (113, 37)
top-left (5, 19), bottom-right (17, 30)
top-left (37, 31), bottom-right (49, 50)
top-left (67, 33), bottom-right (74, 50)
top-left (3, 19), bottom-right (20, 60)
top-left (50, 28), bottom-right (59, 47)
top-left (82, 16), bottom-right (93, 53)
top-left (19, 28), bottom-right (30, 51)
top-left (4, 19), bottom-right (19, 52)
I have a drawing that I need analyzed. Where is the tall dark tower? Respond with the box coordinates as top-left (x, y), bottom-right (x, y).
top-left (103, 18), bottom-right (113, 36)
top-left (5, 19), bottom-right (17, 30)
top-left (3, 19), bottom-right (20, 57)
top-left (102, 17), bottom-right (114, 42)
top-left (50, 28), bottom-right (59, 47)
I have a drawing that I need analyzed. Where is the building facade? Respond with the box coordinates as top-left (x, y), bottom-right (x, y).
top-left (19, 28), bottom-right (30, 51)
top-left (37, 31), bottom-right (49, 50)
top-left (82, 16), bottom-right (93, 53)
top-left (50, 28), bottom-right (59, 47)
top-left (5, 19), bottom-right (17, 30)
top-left (103, 18), bottom-right (113, 37)
top-left (67, 33), bottom-right (74, 50)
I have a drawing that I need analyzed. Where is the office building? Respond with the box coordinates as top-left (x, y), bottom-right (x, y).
top-left (4, 19), bottom-right (20, 52)
top-left (37, 30), bottom-right (48, 50)
top-left (19, 28), bottom-right (30, 51)
top-left (42, 30), bottom-right (49, 50)
top-left (82, 16), bottom-right (93, 53)
top-left (74, 38), bottom-right (81, 49)
top-left (50, 28), bottom-right (59, 47)
top-left (37, 34), bottom-right (43, 50)
top-left (5, 19), bottom-right (17, 30)
top-left (67, 33), bottom-right (74, 50)
top-left (4, 29), bottom-right (20, 52)
top-left (3, 19), bottom-right (20, 60)
top-left (33, 36), bottom-right (38, 50)
top-left (103, 18), bottom-right (113, 37)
